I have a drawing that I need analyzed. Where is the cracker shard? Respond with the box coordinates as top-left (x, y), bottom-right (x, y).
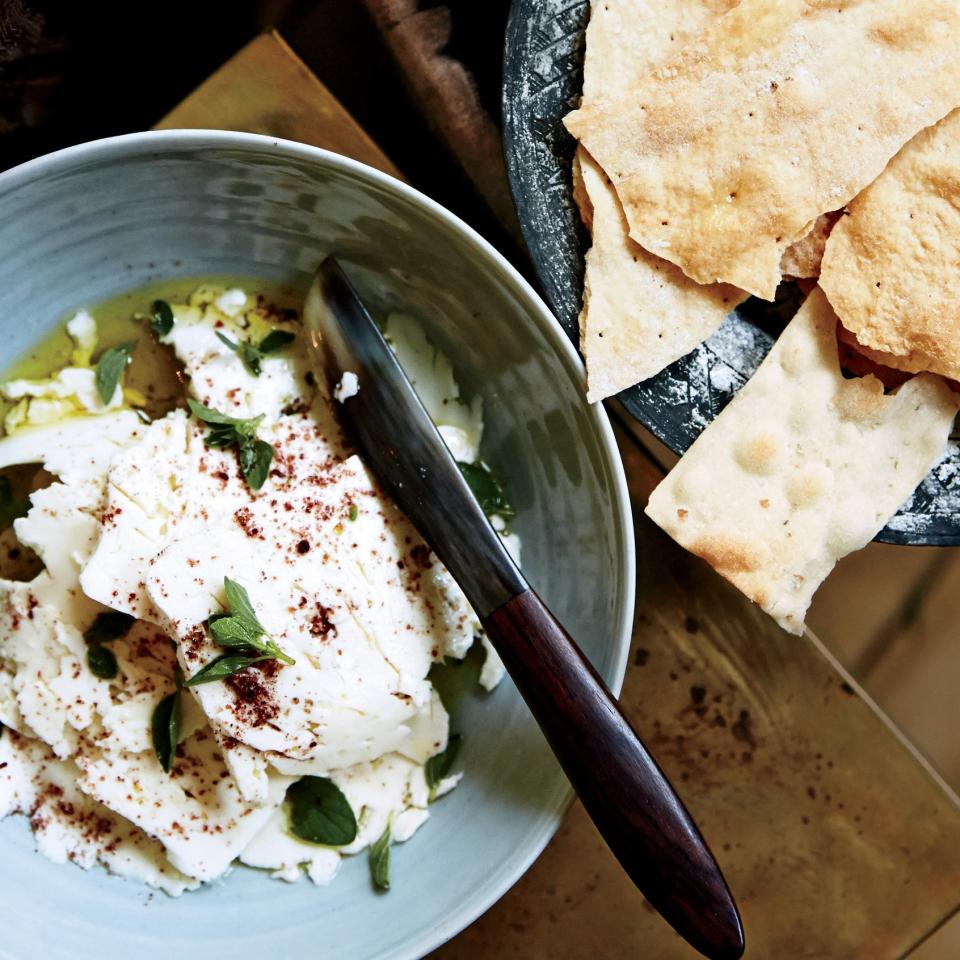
top-left (821, 107), bottom-right (960, 380)
top-left (574, 0), bottom-right (746, 402)
top-left (645, 288), bottom-right (958, 635)
top-left (578, 148), bottom-right (743, 402)
top-left (566, 0), bottom-right (960, 300)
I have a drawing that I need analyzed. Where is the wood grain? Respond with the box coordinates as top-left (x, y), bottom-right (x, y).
top-left (156, 30), bottom-right (402, 180)
top-left (431, 428), bottom-right (960, 959)
top-left (483, 589), bottom-right (743, 960)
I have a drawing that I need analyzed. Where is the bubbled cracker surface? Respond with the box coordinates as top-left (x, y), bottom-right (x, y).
top-left (566, 0), bottom-right (960, 300)
top-left (574, 0), bottom-right (745, 401)
top-left (645, 288), bottom-right (958, 634)
top-left (821, 108), bottom-right (960, 380)
top-left (578, 149), bottom-right (743, 401)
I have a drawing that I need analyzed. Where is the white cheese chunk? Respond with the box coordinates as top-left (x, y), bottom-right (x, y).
top-left (0, 730), bottom-right (198, 895)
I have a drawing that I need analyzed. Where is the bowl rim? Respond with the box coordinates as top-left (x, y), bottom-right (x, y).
top-left (0, 128), bottom-right (636, 960)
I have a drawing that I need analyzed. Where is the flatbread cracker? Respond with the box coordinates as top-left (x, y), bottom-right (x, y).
top-left (779, 213), bottom-right (841, 280)
top-left (578, 150), bottom-right (743, 401)
top-left (820, 108), bottom-right (960, 380)
top-left (566, 0), bottom-right (960, 300)
top-left (645, 288), bottom-right (957, 634)
top-left (580, 0), bottom-right (739, 105)
top-left (575, 0), bottom-right (745, 402)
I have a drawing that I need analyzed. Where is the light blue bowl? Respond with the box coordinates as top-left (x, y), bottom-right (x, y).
top-left (0, 131), bottom-right (634, 960)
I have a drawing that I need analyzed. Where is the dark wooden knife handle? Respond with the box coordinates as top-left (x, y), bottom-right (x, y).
top-left (482, 589), bottom-right (745, 960)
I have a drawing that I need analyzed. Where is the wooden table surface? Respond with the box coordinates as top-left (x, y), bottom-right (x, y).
top-left (161, 31), bottom-right (960, 959)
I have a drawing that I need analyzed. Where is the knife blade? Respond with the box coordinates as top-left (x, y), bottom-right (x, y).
top-left (303, 256), bottom-right (745, 960)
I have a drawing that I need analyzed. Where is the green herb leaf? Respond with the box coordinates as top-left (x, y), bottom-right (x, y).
top-left (456, 462), bottom-right (515, 521)
top-left (151, 691), bottom-right (182, 773)
top-left (222, 577), bottom-right (261, 629)
top-left (238, 437), bottom-right (274, 491)
top-left (369, 822), bottom-right (391, 891)
top-left (183, 652), bottom-right (269, 686)
top-left (348, 503), bottom-right (359, 522)
top-left (257, 329), bottom-right (296, 354)
top-left (215, 328), bottom-right (295, 377)
top-left (187, 400), bottom-right (275, 491)
top-left (208, 578), bottom-right (295, 665)
top-left (287, 777), bottom-right (357, 846)
top-left (87, 644), bottom-right (119, 680)
top-left (95, 342), bottom-right (135, 405)
top-left (215, 331), bottom-right (263, 376)
top-left (83, 610), bottom-right (135, 646)
top-left (186, 398), bottom-right (261, 432)
top-left (151, 300), bottom-right (174, 338)
top-left (0, 476), bottom-right (29, 531)
top-left (208, 615), bottom-right (262, 649)
top-left (425, 734), bottom-right (462, 801)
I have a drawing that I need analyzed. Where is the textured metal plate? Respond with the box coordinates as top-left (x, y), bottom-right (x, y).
top-left (502, 0), bottom-right (960, 546)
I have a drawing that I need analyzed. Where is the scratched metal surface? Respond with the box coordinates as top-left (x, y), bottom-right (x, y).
top-left (501, 0), bottom-right (960, 547)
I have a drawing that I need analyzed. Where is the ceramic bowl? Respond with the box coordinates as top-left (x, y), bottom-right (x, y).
top-left (0, 130), bottom-right (634, 960)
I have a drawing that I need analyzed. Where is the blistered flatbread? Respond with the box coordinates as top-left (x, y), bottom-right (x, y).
top-left (645, 288), bottom-right (957, 634)
top-left (779, 213), bottom-right (841, 280)
top-left (575, 0), bottom-right (744, 401)
top-left (821, 108), bottom-right (960, 380)
top-left (578, 150), bottom-right (742, 401)
top-left (566, 0), bottom-right (960, 300)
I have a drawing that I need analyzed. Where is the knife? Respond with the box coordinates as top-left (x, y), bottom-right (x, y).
top-left (304, 256), bottom-right (745, 960)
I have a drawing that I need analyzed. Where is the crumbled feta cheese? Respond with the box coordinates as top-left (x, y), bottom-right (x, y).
top-left (0, 284), bottom-right (517, 894)
top-left (334, 370), bottom-right (359, 403)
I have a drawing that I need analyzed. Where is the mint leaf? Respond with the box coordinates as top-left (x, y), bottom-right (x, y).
top-left (183, 652), bottom-right (270, 686)
top-left (95, 342), bottom-right (135, 404)
top-left (425, 734), bottom-right (462, 801)
top-left (0, 476), bottom-right (29, 531)
top-left (287, 777), bottom-right (357, 846)
top-left (456, 462), bottom-right (514, 521)
top-left (348, 503), bottom-right (359, 522)
top-left (369, 822), bottom-right (391, 891)
top-left (152, 691), bottom-right (182, 773)
top-left (83, 611), bottom-right (135, 646)
top-left (151, 300), bottom-right (174, 337)
top-left (87, 644), bottom-right (118, 680)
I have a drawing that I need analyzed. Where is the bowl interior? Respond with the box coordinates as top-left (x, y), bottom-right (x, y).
top-left (0, 132), bottom-right (633, 960)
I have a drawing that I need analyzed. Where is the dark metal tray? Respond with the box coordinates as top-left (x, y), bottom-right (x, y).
top-left (501, 0), bottom-right (960, 546)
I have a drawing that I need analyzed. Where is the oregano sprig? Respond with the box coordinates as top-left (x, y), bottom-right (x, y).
top-left (456, 462), bottom-right (515, 522)
top-left (425, 734), bottom-right (462, 802)
top-left (152, 662), bottom-right (183, 774)
top-left (184, 576), bottom-right (294, 687)
top-left (286, 776), bottom-right (357, 846)
top-left (95, 342), bottom-right (135, 404)
top-left (83, 610), bottom-right (135, 680)
top-left (215, 328), bottom-right (295, 377)
top-left (151, 299), bottom-right (174, 337)
top-left (187, 398), bottom-right (275, 491)
top-left (369, 820), bottom-right (392, 891)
